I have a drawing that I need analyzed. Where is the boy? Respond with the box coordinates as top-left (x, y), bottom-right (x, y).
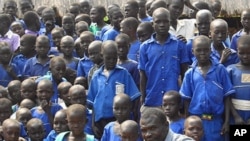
top-left (137, 0), bottom-right (152, 22)
top-left (124, 0), bottom-right (139, 19)
top-left (75, 21), bottom-right (89, 37)
top-left (23, 11), bottom-right (41, 36)
top-left (20, 78), bottom-right (37, 104)
top-left (180, 35), bottom-right (234, 141)
top-left (74, 76), bottom-right (88, 89)
top-left (18, 0), bottom-right (34, 15)
top-left (62, 13), bottom-right (77, 40)
top-left (120, 17), bottom-right (140, 62)
top-left (2, 119), bottom-right (21, 141)
top-left (10, 21), bottom-right (25, 37)
top-left (184, 116), bottom-right (204, 141)
top-left (31, 79), bottom-right (62, 136)
top-left (120, 120), bottom-right (141, 141)
top-left (69, 3), bottom-right (81, 18)
top-left (23, 35), bottom-right (50, 78)
top-left (20, 99), bottom-right (36, 110)
top-left (2, 0), bottom-right (18, 22)
top-left (136, 22), bottom-right (154, 43)
top-left (16, 108), bottom-right (32, 129)
top-left (57, 81), bottom-right (72, 108)
top-left (162, 90), bottom-right (185, 134)
top-left (88, 40), bottom-right (140, 139)
top-left (0, 14), bottom-right (20, 52)
top-left (139, 8), bottom-right (189, 108)
top-left (26, 118), bottom-right (46, 141)
top-left (7, 80), bottom-right (22, 112)
top-left (0, 98), bottom-right (13, 125)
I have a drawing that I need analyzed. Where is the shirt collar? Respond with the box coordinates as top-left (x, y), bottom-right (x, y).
top-left (0, 30), bottom-right (13, 38)
top-left (148, 33), bottom-right (176, 44)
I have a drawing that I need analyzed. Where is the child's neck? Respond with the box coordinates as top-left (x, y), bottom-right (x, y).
top-left (167, 114), bottom-right (182, 123)
top-left (156, 33), bottom-right (169, 45)
top-left (97, 20), bottom-right (106, 29)
top-left (243, 28), bottom-right (250, 34)
top-left (170, 19), bottom-right (178, 30)
top-left (69, 132), bottom-right (85, 141)
top-left (139, 13), bottom-right (147, 20)
top-left (63, 54), bottom-right (73, 61)
top-left (130, 35), bottom-right (137, 43)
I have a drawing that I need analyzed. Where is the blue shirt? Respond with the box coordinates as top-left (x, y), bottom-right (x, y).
top-left (0, 63), bottom-right (20, 87)
top-left (46, 130), bottom-right (58, 141)
top-left (12, 54), bottom-right (29, 74)
top-left (77, 56), bottom-right (94, 77)
top-left (101, 122), bottom-right (121, 141)
top-left (138, 33), bottom-right (189, 106)
top-left (230, 29), bottom-right (243, 51)
top-left (128, 40), bottom-right (140, 62)
top-left (66, 58), bottom-right (79, 70)
top-left (101, 27), bottom-right (120, 41)
top-left (87, 65), bottom-right (141, 122)
top-left (23, 56), bottom-right (50, 78)
top-left (140, 16), bottom-right (152, 22)
top-left (85, 109), bottom-right (94, 135)
top-left (170, 118), bottom-right (185, 134)
top-left (31, 104), bottom-right (63, 137)
top-left (180, 60), bottom-right (235, 115)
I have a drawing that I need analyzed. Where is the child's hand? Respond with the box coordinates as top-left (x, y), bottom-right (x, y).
top-left (6, 66), bottom-right (17, 77)
top-left (220, 48), bottom-right (231, 63)
top-left (220, 122), bottom-right (229, 135)
top-left (177, 35), bottom-right (187, 43)
top-left (40, 100), bottom-right (50, 111)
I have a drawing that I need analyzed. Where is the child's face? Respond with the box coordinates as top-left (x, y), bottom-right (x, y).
top-left (124, 4), bottom-right (137, 18)
top-left (196, 15), bottom-right (211, 36)
top-left (211, 3), bottom-right (221, 18)
top-left (58, 87), bottom-right (70, 104)
top-left (3, 2), bottom-right (17, 16)
top-left (184, 119), bottom-right (203, 141)
top-left (36, 83), bottom-right (53, 102)
top-left (168, 0), bottom-right (184, 20)
top-left (20, 84), bottom-right (36, 100)
top-left (75, 41), bottom-right (84, 58)
top-left (121, 128), bottom-right (138, 141)
top-left (116, 38), bottom-right (129, 60)
top-left (16, 112), bottom-right (32, 128)
top-left (20, 37), bottom-right (34, 55)
top-left (153, 12), bottom-right (170, 36)
top-left (3, 125), bottom-right (20, 141)
top-left (237, 43), bottom-right (250, 66)
top-left (137, 26), bottom-right (151, 43)
top-left (50, 61), bottom-right (66, 81)
top-left (35, 40), bottom-right (50, 57)
top-left (19, 0), bottom-right (33, 14)
top-left (162, 95), bottom-right (180, 118)
top-left (60, 40), bottom-right (74, 57)
top-left (69, 91), bottom-right (86, 105)
top-left (62, 17), bottom-right (74, 32)
top-left (80, 1), bottom-right (91, 14)
top-left (75, 25), bottom-right (88, 37)
top-left (90, 8), bottom-right (101, 23)
top-left (192, 41), bottom-right (211, 64)
top-left (241, 11), bottom-right (250, 31)
top-left (210, 23), bottom-right (228, 44)
top-left (0, 47), bottom-right (12, 64)
top-left (42, 13), bottom-right (55, 33)
top-left (138, 1), bottom-right (146, 16)
top-left (69, 6), bottom-right (79, 18)
top-left (80, 34), bottom-right (93, 51)
top-left (120, 22), bottom-right (130, 35)
top-left (74, 78), bottom-right (88, 88)
top-left (0, 106), bottom-right (12, 123)
top-left (88, 46), bottom-right (102, 64)
top-left (111, 11), bottom-right (124, 29)
top-left (53, 113), bottom-right (68, 134)
top-left (27, 124), bottom-right (45, 141)
top-left (67, 113), bottom-right (86, 136)
top-left (113, 98), bottom-right (131, 123)
top-left (8, 86), bottom-right (21, 104)
top-left (11, 23), bottom-right (25, 37)
top-left (103, 49), bottom-right (117, 70)
top-left (52, 31), bottom-right (64, 47)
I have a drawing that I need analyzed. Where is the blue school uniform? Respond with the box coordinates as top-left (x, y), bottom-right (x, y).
top-left (12, 54), bottom-right (29, 74)
top-left (230, 29), bottom-right (243, 51)
top-left (227, 64), bottom-right (250, 123)
top-left (77, 56), bottom-right (94, 77)
top-left (66, 58), bottom-right (79, 70)
top-left (55, 131), bottom-right (96, 141)
top-left (140, 16), bottom-right (152, 22)
top-left (0, 63), bottom-right (20, 87)
top-left (128, 40), bottom-right (140, 62)
top-left (31, 104), bottom-right (63, 137)
top-left (101, 122), bottom-right (121, 141)
top-left (35, 71), bottom-right (67, 103)
top-left (85, 109), bottom-right (94, 135)
top-left (169, 118), bottom-right (185, 134)
top-left (101, 28), bottom-right (120, 41)
top-left (46, 130), bottom-right (58, 141)
top-left (210, 42), bottom-right (239, 67)
top-left (138, 33), bottom-right (189, 106)
top-left (180, 59), bottom-right (235, 141)
top-left (87, 65), bottom-right (141, 122)
top-left (23, 56), bottom-right (50, 78)
top-left (118, 60), bottom-right (140, 87)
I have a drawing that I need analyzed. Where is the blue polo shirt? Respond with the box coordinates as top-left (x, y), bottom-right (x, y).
top-left (23, 56), bottom-right (50, 77)
top-left (101, 27), bottom-right (120, 41)
top-left (77, 56), bottom-right (94, 77)
top-left (230, 29), bottom-right (243, 51)
top-left (0, 63), bottom-right (21, 87)
top-left (138, 33), bottom-right (189, 106)
top-left (12, 54), bottom-right (29, 74)
top-left (128, 40), bottom-right (140, 62)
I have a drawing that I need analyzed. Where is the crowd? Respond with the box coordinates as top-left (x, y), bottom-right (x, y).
top-left (0, 0), bottom-right (249, 141)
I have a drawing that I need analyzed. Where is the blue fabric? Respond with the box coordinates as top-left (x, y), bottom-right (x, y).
top-left (66, 58), bottom-right (79, 70)
top-left (227, 64), bottom-right (250, 123)
top-left (140, 16), bottom-right (152, 22)
top-left (101, 122), bottom-right (121, 141)
top-left (20, 122), bottom-right (28, 139)
top-left (169, 118), bottom-right (185, 134)
top-left (87, 65), bottom-right (141, 122)
top-left (101, 27), bottom-right (120, 41)
top-left (12, 54), bottom-right (29, 74)
top-left (31, 104), bottom-right (63, 137)
top-left (77, 56), bottom-right (94, 77)
top-left (128, 40), bottom-right (140, 62)
top-left (23, 56), bottom-right (50, 77)
top-left (39, 25), bottom-right (59, 47)
top-left (230, 29), bottom-right (243, 51)
top-left (35, 71), bottom-right (67, 103)
top-left (85, 109), bottom-right (94, 135)
top-left (55, 131), bottom-right (96, 141)
top-left (180, 59), bottom-right (235, 115)
top-left (138, 33), bottom-right (189, 106)
top-left (46, 130), bottom-right (57, 141)
top-left (0, 63), bottom-right (20, 87)
top-left (98, 25), bottom-right (112, 41)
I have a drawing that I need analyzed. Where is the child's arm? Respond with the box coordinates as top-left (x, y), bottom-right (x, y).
top-left (91, 110), bottom-right (102, 138)
top-left (231, 99), bottom-right (245, 125)
top-left (184, 99), bottom-right (190, 118)
top-left (132, 97), bottom-right (140, 123)
top-left (221, 96), bottom-right (231, 135)
top-left (6, 66), bottom-right (19, 80)
top-left (40, 100), bottom-right (54, 127)
top-left (220, 48), bottom-right (232, 64)
top-left (139, 70), bottom-right (147, 105)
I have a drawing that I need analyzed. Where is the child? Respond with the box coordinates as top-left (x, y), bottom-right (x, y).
top-left (51, 27), bottom-right (65, 54)
top-left (74, 76), bottom-right (88, 89)
top-left (227, 35), bottom-right (250, 125)
top-left (55, 104), bottom-right (96, 141)
top-left (120, 120), bottom-right (141, 141)
top-left (124, 0), bottom-right (139, 19)
top-left (87, 40), bottom-right (103, 85)
top-left (74, 38), bottom-right (85, 59)
top-left (136, 21), bottom-right (154, 43)
top-left (10, 21), bottom-right (25, 37)
top-left (79, 0), bottom-right (91, 14)
top-left (115, 33), bottom-right (140, 88)
top-left (20, 79), bottom-right (37, 104)
top-left (0, 98), bottom-right (13, 125)
top-left (137, 0), bottom-right (152, 22)
top-left (18, 0), bottom-right (34, 15)
top-left (101, 7), bottom-right (124, 41)
top-left (31, 79), bottom-right (62, 136)
top-left (88, 40), bottom-right (140, 139)
top-left (75, 21), bottom-right (89, 37)
top-left (2, 0), bottom-right (18, 22)
top-left (26, 118), bottom-right (46, 141)
top-left (20, 98), bottom-right (36, 110)
top-left (46, 109), bottom-right (69, 141)
top-left (60, 36), bottom-right (79, 70)
top-left (12, 34), bottom-right (36, 74)
top-left (23, 11), bottom-right (41, 36)
top-left (0, 86), bottom-right (8, 98)
top-left (75, 14), bottom-right (92, 27)
top-left (57, 81), bottom-right (72, 108)
top-left (16, 108), bottom-right (32, 130)
top-left (0, 42), bottom-right (20, 87)
top-left (35, 56), bottom-right (67, 103)
top-left (210, 0), bottom-right (222, 18)
top-left (7, 80), bottom-right (22, 112)
top-left (230, 9), bottom-right (250, 51)
top-left (2, 119), bottom-right (21, 141)
top-left (162, 90), bottom-right (185, 134)
top-left (120, 17), bottom-right (140, 62)
top-left (210, 19), bottom-right (239, 67)
top-left (62, 13), bottom-right (77, 40)
top-left (0, 14), bottom-right (20, 52)
top-left (69, 3), bottom-right (81, 18)
top-left (180, 35), bottom-right (234, 141)
top-left (184, 116), bottom-right (204, 141)
top-left (23, 35), bottom-right (51, 78)
top-left (101, 93), bottom-right (132, 141)
top-left (139, 8), bottom-right (189, 108)
top-left (77, 31), bottom-right (95, 78)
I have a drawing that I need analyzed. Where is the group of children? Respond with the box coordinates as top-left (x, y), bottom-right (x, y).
top-left (0, 0), bottom-right (250, 141)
